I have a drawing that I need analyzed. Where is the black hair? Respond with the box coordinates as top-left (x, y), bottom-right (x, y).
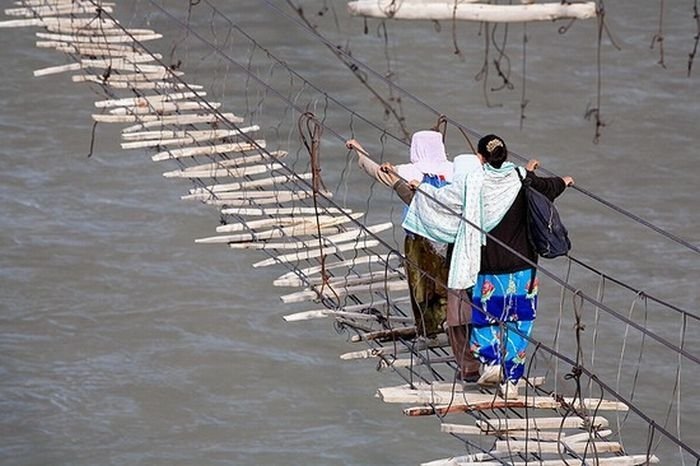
top-left (478, 134), bottom-right (508, 169)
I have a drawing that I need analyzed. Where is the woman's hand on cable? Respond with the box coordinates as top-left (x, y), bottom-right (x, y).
top-left (408, 179), bottom-right (421, 190)
top-left (345, 138), bottom-right (363, 153)
top-left (562, 176), bottom-right (575, 187)
top-left (526, 159), bottom-right (540, 171)
top-left (379, 162), bottom-right (400, 184)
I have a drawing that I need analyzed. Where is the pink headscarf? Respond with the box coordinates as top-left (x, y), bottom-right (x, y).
top-left (396, 130), bottom-right (453, 183)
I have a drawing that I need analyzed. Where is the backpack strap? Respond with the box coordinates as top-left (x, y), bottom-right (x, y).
top-left (517, 167), bottom-right (538, 294)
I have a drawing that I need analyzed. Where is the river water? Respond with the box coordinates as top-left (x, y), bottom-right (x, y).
top-left (0, 1), bottom-right (698, 465)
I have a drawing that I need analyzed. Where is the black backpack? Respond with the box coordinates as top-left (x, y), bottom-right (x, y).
top-left (517, 169), bottom-right (571, 259)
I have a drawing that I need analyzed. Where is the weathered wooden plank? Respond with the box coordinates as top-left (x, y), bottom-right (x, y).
top-left (73, 70), bottom-right (184, 82)
top-left (350, 326), bottom-right (417, 343)
top-left (5, 4), bottom-right (114, 16)
top-left (340, 332), bottom-right (447, 360)
top-left (197, 215), bottom-right (359, 244)
top-left (122, 126), bottom-right (258, 142)
top-left (94, 109), bottom-right (226, 124)
top-left (122, 127), bottom-right (257, 149)
top-left (275, 266), bottom-right (403, 287)
top-left (281, 274), bottom-right (405, 304)
top-left (215, 215), bottom-right (342, 234)
top-left (163, 149), bottom-right (280, 177)
top-left (494, 439), bottom-right (622, 454)
top-left (274, 253), bottom-right (401, 287)
top-left (347, 1), bottom-right (597, 23)
top-left (440, 424), bottom-right (567, 442)
top-left (0, 16), bottom-right (117, 29)
top-left (477, 416), bottom-right (609, 433)
top-left (110, 101), bottom-right (221, 116)
top-left (203, 191), bottom-right (332, 207)
top-left (38, 41), bottom-right (142, 54)
top-left (95, 91), bottom-right (203, 109)
top-left (424, 455), bottom-right (659, 466)
top-left (402, 394), bottom-right (629, 416)
top-left (120, 112), bottom-right (243, 132)
top-left (45, 26), bottom-right (153, 37)
top-left (187, 172), bottom-right (312, 195)
top-left (151, 140), bottom-right (263, 162)
top-left (78, 77), bottom-right (200, 90)
top-left (36, 31), bottom-right (162, 43)
top-left (378, 377), bottom-right (546, 395)
top-left (285, 297), bottom-right (412, 324)
top-left (220, 206), bottom-right (351, 217)
top-left (282, 309), bottom-right (413, 323)
top-left (253, 239), bottom-right (381, 268)
top-left (167, 163), bottom-right (279, 181)
top-left (238, 222), bottom-right (392, 254)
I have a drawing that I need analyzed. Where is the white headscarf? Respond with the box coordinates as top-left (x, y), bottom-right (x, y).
top-left (395, 130), bottom-right (453, 183)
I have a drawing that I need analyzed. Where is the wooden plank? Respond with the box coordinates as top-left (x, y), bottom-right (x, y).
top-left (424, 455), bottom-right (659, 466)
top-left (151, 140), bottom-right (263, 162)
top-left (196, 217), bottom-right (352, 244)
top-left (340, 332), bottom-right (447, 360)
top-left (282, 309), bottom-right (413, 323)
top-left (220, 206), bottom-right (351, 217)
top-left (440, 424), bottom-right (567, 442)
top-left (350, 326), bottom-right (417, 343)
top-left (123, 126), bottom-right (257, 149)
top-left (33, 62), bottom-right (81, 77)
top-left (38, 41), bottom-right (143, 54)
top-left (110, 101), bottom-right (221, 116)
top-left (95, 91), bottom-right (204, 109)
top-left (275, 266), bottom-right (403, 287)
top-left (187, 172), bottom-right (312, 195)
top-left (167, 163), bottom-right (279, 180)
top-left (214, 214), bottom-right (343, 234)
top-left (200, 190), bottom-right (330, 206)
top-left (237, 222), bottom-right (392, 254)
top-left (347, 1), bottom-right (597, 23)
top-left (120, 112), bottom-right (243, 132)
top-left (378, 377), bottom-right (546, 395)
top-left (77, 77), bottom-right (200, 91)
top-left (285, 296), bottom-right (412, 323)
top-left (378, 355), bottom-right (454, 370)
top-left (122, 126), bottom-right (258, 142)
top-left (280, 275), bottom-right (406, 304)
top-left (253, 239), bottom-right (381, 268)
top-left (477, 416), bottom-right (609, 433)
top-left (5, 4), bottom-right (114, 16)
top-left (402, 394), bottom-right (629, 416)
top-left (274, 253), bottom-right (396, 286)
top-left (494, 439), bottom-right (622, 454)
top-left (94, 110), bottom-right (226, 124)
top-left (0, 16), bottom-right (117, 29)
top-left (45, 27), bottom-right (153, 37)
top-left (35, 31), bottom-right (162, 43)
top-left (74, 70), bottom-right (184, 82)
top-left (163, 148), bottom-right (280, 177)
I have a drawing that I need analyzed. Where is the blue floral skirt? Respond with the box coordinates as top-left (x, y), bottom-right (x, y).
top-left (469, 269), bottom-right (538, 383)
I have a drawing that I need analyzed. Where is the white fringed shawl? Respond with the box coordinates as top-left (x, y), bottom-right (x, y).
top-left (402, 162), bottom-right (525, 290)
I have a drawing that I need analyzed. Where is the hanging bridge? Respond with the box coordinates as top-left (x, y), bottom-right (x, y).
top-left (2, 1), bottom-right (698, 464)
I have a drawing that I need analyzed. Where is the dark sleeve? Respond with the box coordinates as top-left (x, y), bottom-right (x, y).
top-left (526, 171), bottom-right (567, 201)
top-left (392, 179), bottom-right (415, 205)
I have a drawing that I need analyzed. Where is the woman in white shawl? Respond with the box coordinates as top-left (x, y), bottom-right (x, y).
top-left (403, 134), bottom-right (574, 395)
top-left (347, 130), bottom-right (453, 339)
